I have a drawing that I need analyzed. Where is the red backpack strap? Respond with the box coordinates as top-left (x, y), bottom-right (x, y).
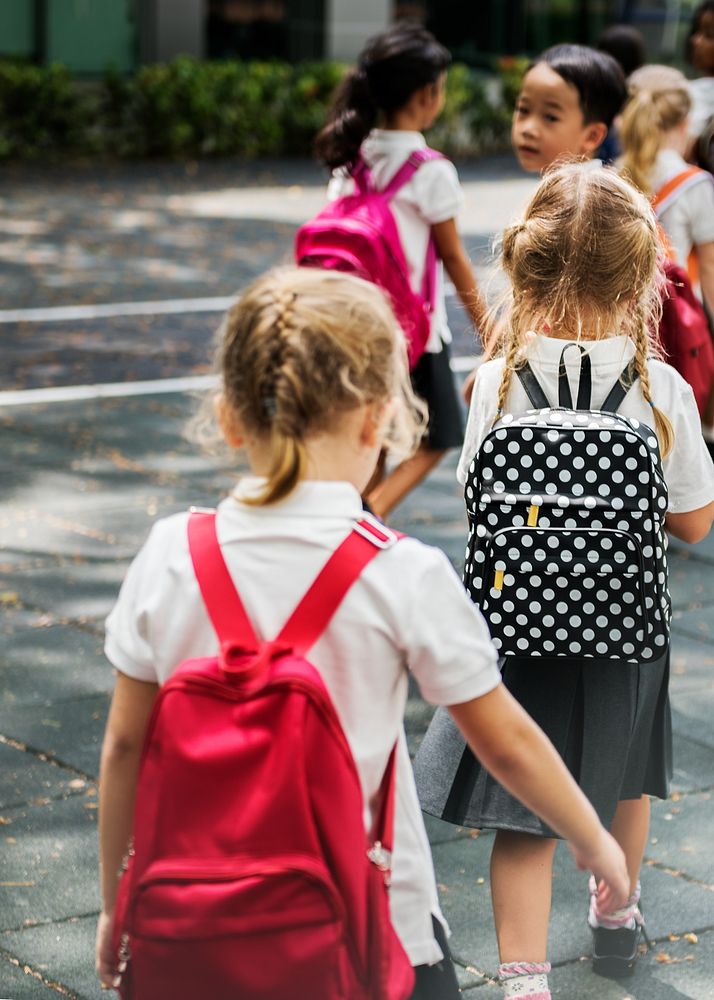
top-left (187, 510), bottom-right (259, 650)
top-left (382, 147), bottom-right (445, 200)
top-left (278, 516), bottom-right (403, 656)
top-left (189, 510), bottom-right (404, 658)
top-left (368, 743), bottom-right (398, 867)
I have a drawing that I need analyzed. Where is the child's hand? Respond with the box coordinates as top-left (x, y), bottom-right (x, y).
top-left (569, 829), bottom-right (629, 912)
top-left (96, 909), bottom-right (118, 990)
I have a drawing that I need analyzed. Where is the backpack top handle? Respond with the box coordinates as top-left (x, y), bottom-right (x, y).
top-left (515, 342), bottom-right (638, 415)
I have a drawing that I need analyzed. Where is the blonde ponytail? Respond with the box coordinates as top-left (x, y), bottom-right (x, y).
top-left (243, 431), bottom-right (308, 507)
top-left (619, 64), bottom-right (692, 195)
top-left (619, 89), bottom-right (662, 194)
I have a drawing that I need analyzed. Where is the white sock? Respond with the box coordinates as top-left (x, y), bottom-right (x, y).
top-left (498, 962), bottom-right (551, 998)
top-left (588, 874), bottom-right (641, 931)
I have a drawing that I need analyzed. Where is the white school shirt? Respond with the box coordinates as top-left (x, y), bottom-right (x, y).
top-left (326, 129), bottom-right (464, 353)
top-left (104, 479), bottom-right (501, 966)
top-left (457, 334), bottom-right (714, 514)
top-left (651, 148), bottom-right (714, 265)
top-left (688, 77), bottom-right (714, 142)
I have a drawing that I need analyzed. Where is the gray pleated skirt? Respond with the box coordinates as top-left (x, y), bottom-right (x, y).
top-left (413, 651), bottom-right (672, 837)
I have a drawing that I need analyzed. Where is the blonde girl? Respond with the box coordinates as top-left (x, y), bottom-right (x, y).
top-left (415, 164), bottom-right (714, 999)
top-left (95, 267), bottom-right (629, 999)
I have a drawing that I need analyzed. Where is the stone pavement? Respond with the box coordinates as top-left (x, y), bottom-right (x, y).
top-left (0, 158), bottom-right (713, 998)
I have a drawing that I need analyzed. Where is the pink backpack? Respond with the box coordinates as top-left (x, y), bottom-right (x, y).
top-left (295, 149), bottom-right (444, 369)
top-left (111, 511), bottom-right (415, 1000)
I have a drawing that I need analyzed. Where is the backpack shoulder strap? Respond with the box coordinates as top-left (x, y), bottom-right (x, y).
top-left (188, 511), bottom-right (402, 655)
top-left (349, 155), bottom-right (374, 195)
top-left (652, 166), bottom-right (711, 216)
top-left (515, 361), bottom-right (551, 409)
top-left (278, 516), bottom-right (403, 656)
top-left (188, 510), bottom-right (259, 648)
top-left (382, 148), bottom-right (445, 200)
top-left (600, 359), bottom-right (639, 413)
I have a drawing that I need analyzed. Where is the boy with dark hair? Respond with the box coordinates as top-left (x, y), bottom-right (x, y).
top-left (512, 43), bottom-right (627, 174)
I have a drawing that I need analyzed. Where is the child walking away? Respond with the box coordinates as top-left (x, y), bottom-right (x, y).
top-left (96, 267), bottom-right (629, 1000)
top-left (619, 64), bottom-right (714, 433)
top-left (415, 164), bottom-right (714, 997)
top-left (303, 22), bottom-right (485, 520)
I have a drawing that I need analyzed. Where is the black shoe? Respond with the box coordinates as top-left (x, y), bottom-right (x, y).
top-left (591, 923), bottom-right (641, 978)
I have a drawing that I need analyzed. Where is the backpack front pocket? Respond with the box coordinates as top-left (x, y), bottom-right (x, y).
top-left (481, 528), bottom-right (647, 661)
top-left (123, 855), bottom-right (349, 1000)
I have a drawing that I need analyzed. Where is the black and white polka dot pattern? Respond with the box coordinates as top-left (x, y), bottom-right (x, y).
top-left (464, 407), bottom-right (670, 662)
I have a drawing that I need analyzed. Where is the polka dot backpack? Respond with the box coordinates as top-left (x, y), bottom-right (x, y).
top-left (463, 344), bottom-right (671, 662)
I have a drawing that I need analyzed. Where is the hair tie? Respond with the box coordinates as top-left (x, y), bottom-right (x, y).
top-left (262, 396), bottom-right (278, 419)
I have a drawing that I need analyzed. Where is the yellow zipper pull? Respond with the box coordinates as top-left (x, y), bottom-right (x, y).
top-left (493, 568), bottom-right (505, 591)
top-left (528, 502), bottom-right (540, 527)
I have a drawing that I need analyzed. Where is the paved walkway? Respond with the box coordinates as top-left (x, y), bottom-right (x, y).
top-left (0, 158), bottom-right (713, 998)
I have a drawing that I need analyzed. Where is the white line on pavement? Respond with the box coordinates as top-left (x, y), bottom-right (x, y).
top-left (0, 296), bottom-right (236, 324)
top-left (0, 357), bottom-right (479, 408)
top-left (0, 375), bottom-right (218, 407)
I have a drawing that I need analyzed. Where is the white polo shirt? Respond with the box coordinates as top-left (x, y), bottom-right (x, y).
top-left (327, 129), bottom-right (464, 353)
top-left (105, 479), bottom-right (501, 966)
top-left (457, 334), bottom-right (714, 514)
top-left (688, 77), bottom-right (714, 142)
top-left (651, 148), bottom-right (714, 265)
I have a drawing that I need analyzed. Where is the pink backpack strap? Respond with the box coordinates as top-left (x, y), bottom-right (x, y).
top-left (382, 147), bottom-right (445, 200)
top-left (188, 510), bottom-right (403, 656)
top-left (350, 154), bottom-right (374, 195)
top-left (383, 148), bottom-right (444, 317)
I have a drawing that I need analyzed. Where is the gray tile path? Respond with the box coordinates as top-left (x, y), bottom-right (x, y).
top-left (0, 159), bottom-right (712, 998)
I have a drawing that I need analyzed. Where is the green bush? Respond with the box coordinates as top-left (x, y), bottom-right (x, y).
top-left (0, 61), bottom-right (86, 158)
top-left (0, 56), bottom-right (519, 161)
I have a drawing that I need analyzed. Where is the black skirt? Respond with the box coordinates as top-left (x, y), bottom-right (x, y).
top-left (411, 342), bottom-right (464, 451)
top-left (413, 650), bottom-right (672, 837)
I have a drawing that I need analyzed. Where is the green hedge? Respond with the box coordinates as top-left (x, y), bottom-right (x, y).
top-left (0, 56), bottom-right (525, 161)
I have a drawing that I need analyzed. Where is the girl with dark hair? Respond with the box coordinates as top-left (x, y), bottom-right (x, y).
top-left (316, 22), bottom-right (485, 520)
top-left (686, 1), bottom-right (714, 154)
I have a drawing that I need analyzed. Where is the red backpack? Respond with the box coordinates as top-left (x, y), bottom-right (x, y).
top-left (652, 169), bottom-right (714, 415)
top-left (295, 149), bottom-right (443, 369)
top-left (111, 511), bottom-right (415, 1000)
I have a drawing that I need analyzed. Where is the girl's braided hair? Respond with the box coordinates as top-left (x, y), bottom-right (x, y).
top-left (209, 267), bottom-right (426, 505)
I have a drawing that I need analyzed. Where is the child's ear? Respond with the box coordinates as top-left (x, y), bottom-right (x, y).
top-left (582, 121), bottom-right (609, 155)
top-left (360, 400), bottom-right (394, 448)
top-left (214, 393), bottom-right (245, 448)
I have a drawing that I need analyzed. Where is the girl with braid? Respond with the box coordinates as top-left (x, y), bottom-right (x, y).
top-left (415, 164), bottom-right (714, 999)
top-left (96, 267), bottom-right (629, 998)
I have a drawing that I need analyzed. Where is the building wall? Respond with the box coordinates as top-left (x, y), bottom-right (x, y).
top-left (325, 0), bottom-right (390, 61)
top-left (141, 0), bottom-right (206, 63)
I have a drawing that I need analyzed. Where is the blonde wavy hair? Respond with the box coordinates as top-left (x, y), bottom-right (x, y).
top-left (209, 267), bottom-right (426, 505)
top-left (619, 64), bottom-right (692, 195)
top-left (487, 161), bottom-right (674, 457)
